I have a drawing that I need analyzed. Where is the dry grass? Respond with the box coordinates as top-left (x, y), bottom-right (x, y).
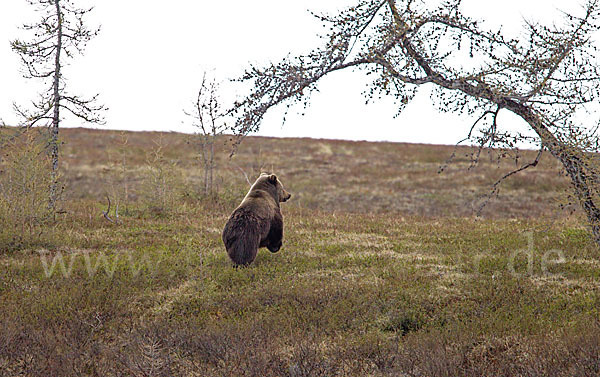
top-left (56, 128), bottom-right (571, 218)
top-left (0, 127), bottom-right (598, 376)
top-left (0, 131), bottom-right (58, 250)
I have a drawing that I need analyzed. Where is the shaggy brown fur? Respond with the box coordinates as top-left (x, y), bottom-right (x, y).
top-left (222, 173), bottom-right (291, 266)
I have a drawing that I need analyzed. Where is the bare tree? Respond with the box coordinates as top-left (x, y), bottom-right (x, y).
top-left (185, 74), bottom-right (227, 195)
top-left (231, 0), bottom-right (600, 244)
top-left (11, 0), bottom-right (106, 210)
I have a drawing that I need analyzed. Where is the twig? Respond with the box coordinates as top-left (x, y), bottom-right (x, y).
top-left (234, 165), bottom-right (252, 187)
top-left (102, 194), bottom-right (118, 224)
top-left (477, 147), bottom-right (544, 216)
top-left (439, 108), bottom-right (496, 173)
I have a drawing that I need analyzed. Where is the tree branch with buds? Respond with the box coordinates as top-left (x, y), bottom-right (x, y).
top-left (231, 0), bottom-right (600, 245)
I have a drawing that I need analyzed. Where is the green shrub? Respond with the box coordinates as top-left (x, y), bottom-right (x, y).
top-left (0, 131), bottom-right (56, 251)
top-left (139, 139), bottom-right (186, 217)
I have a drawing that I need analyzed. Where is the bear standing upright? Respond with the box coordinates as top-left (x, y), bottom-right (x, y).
top-left (222, 173), bottom-right (292, 266)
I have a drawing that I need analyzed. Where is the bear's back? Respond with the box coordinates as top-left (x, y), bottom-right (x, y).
top-left (238, 189), bottom-right (279, 219)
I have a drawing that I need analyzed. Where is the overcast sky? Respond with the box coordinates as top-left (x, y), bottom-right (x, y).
top-left (0, 0), bottom-right (587, 144)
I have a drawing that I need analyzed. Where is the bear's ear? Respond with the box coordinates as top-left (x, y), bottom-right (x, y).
top-left (268, 174), bottom-right (277, 184)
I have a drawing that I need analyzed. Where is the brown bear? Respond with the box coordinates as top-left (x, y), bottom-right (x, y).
top-left (222, 173), bottom-right (292, 266)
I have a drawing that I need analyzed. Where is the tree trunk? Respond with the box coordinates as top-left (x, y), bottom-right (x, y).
top-left (560, 154), bottom-right (600, 238)
top-left (509, 102), bottom-right (600, 244)
top-left (203, 146), bottom-right (209, 195)
top-left (49, 0), bottom-right (62, 211)
top-left (209, 138), bottom-right (214, 194)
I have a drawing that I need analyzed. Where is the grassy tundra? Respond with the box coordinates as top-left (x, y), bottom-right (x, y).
top-left (1, 128), bottom-right (599, 376)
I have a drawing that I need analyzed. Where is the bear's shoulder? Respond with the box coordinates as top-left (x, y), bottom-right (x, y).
top-left (238, 189), bottom-right (279, 217)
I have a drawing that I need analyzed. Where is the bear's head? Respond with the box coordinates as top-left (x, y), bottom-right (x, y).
top-left (259, 173), bottom-right (291, 203)
top-left (269, 174), bottom-right (292, 202)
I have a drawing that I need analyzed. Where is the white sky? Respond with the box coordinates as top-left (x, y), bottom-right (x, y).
top-left (0, 0), bottom-right (588, 144)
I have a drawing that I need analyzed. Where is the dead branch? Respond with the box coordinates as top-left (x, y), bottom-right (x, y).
top-left (234, 165), bottom-right (252, 187)
top-left (477, 147), bottom-right (544, 216)
top-left (185, 72), bottom-right (227, 194)
top-left (102, 194), bottom-right (119, 224)
top-left (438, 108), bottom-right (497, 174)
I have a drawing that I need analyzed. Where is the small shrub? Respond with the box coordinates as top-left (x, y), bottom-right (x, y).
top-left (380, 310), bottom-right (425, 335)
top-left (139, 139), bottom-right (185, 217)
top-left (104, 132), bottom-right (133, 218)
top-left (190, 182), bottom-right (247, 212)
top-left (0, 131), bottom-right (56, 251)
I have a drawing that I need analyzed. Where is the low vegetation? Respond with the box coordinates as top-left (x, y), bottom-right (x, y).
top-left (0, 131), bottom-right (57, 251)
top-left (0, 128), bottom-right (598, 376)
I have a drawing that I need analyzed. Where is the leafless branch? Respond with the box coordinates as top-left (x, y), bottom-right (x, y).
top-left (477, 147), bottom-right (544, 215)
top-left (230, 0), bottom-right (600, 244)
top-left (438, 108), bottom-right (497, 173)
top-left (234, 165), bottom-right (252, 187)
top-left (185, 72), bottom-right (228, 194)
top-left (102, 194), bottom-right (119, 224)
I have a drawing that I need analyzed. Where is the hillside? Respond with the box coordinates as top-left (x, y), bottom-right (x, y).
top-left (59, 127), bottom-right (570, 218)
top-left (1, 127), bottom-right (598, 376)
